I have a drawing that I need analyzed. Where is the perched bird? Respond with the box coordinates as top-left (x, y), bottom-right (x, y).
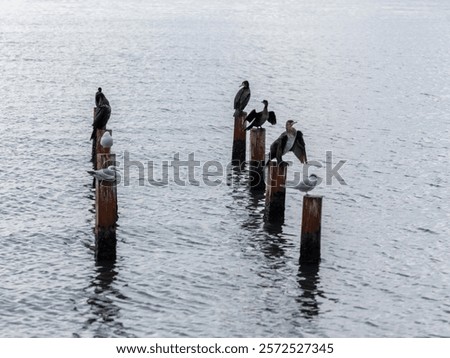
top-left (266, 120), bottom-right (307, 165)
top-left (95, 87), bottom-right (103, 107)
top-left (233, 80), bottom-right (251, 118)
top-left (91, 88), bottom-right (111, 140)
top-left (100, 131), bottom-right (113, 148)
top-left (244, 100), bottom-right (276, 130)
top-left (293, 174), bottom-right (320, 195)
top-left (87, 166), bottom-right (118, 182)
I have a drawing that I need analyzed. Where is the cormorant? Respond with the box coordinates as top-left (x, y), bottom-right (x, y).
top-left (266, 120), bottom-right (307, 165)
top-left (233, 80), bottom-right (251, 118)
top-left (95, 87), bottom-right (103, 107)
top-left (244, 99), bottom-right (276, 130)
top-left (91, 88), bottom-right (111, 140)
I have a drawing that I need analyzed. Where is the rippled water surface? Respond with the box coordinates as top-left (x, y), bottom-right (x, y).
top-left (1, 0), bottom-right (449, 337)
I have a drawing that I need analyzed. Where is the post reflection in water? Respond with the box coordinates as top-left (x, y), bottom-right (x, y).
top-left (83, 262), bottom-right (130, 337)
top-left (296, 264), bottom-right (322, 319)
top-left (241, 187), bottom-right (265, 231)
top-left (227, 161), bottom-right (245, 179)
top-left (261, 221), bottom-right (287, 260)
top-left (245, 186), bottom-right (288, 263)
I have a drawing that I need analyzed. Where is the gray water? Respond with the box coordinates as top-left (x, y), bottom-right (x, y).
top-left (1, 0), bottom-right (449, 338)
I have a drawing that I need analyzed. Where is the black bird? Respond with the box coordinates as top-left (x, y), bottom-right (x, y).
top-left (95, 87), bottom-right (103, 107)
top-left (91, 88), bottom-right (111, 140)
top-left (266, 120), bottom-right (307, 165)
top-left (233, 80), bottom-right (251, 118)
top-left (244, 100), bottom-right (276, 130)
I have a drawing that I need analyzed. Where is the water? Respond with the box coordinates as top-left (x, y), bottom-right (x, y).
top-left (1, 0), bottom-right (449, 337)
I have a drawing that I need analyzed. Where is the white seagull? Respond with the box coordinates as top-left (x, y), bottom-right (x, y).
top-left (293, 174), bottom-right (320, 195)
top-left (87, 166), bottom-right (118, 182)
top-left (100, 131), bottom-right (113, 148)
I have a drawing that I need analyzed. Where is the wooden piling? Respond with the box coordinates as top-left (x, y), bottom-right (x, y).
top-left (95, 153), bottom-right (118, 262)
top-left (300, 195), bottom-right (322, 264)
top-left (232, 113), bottom-right (246, 166)
top-left (264, 162), bottom-right (287, 222)
top-left (249, 128), bottom-right (265, 190)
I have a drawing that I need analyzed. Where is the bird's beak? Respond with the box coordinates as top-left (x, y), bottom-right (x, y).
top-left (240, 83), bottom-right (244, 87)
top-left (293, 121), bottom-right (297, 124)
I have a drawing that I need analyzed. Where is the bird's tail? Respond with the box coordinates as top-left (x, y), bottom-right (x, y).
top-left (90, 127), bottom-right (96, 140)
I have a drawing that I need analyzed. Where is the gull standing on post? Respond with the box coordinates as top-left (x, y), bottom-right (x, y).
top-left (100, 131), bottom-right (113, 149)
top-left (233, 80), bottom-right (251, 118)
top-left (87, 166), bottom-right (118, 182)
top-left (266, 120), bottom-right (307, 165)
top-left (293, 174), bottom-right (320, 195)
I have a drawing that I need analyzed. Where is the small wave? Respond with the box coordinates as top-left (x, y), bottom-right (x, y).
top-left (417, 227), bottom-right (439, 235)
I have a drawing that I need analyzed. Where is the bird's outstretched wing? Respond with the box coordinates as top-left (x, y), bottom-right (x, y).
top-left (266, 133), bottom-right (287, 165)
top-left (266, 137), bottom-right (279, 165)
top-left (277, 135), bottom-right (288, 162)
top-left (268, 111), bottom-right (276, 125)
top-left (245, 109), bottom-right (257, 122)
top-left (291, 130), bottom-right (307, 163)
top-left (244, 110), bottom-right (259, 130)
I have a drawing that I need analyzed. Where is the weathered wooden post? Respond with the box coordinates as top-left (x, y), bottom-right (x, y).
top-left (95, 152), bottom-right (118, 262)
top-left (300, 195), bottom-right (322, 264)
top-left (232, 113), bottom-right (246, 166)
top-left (249, 128), bottom-right (265, 190)
top-left (264, 162), bottom-right (287, 222)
